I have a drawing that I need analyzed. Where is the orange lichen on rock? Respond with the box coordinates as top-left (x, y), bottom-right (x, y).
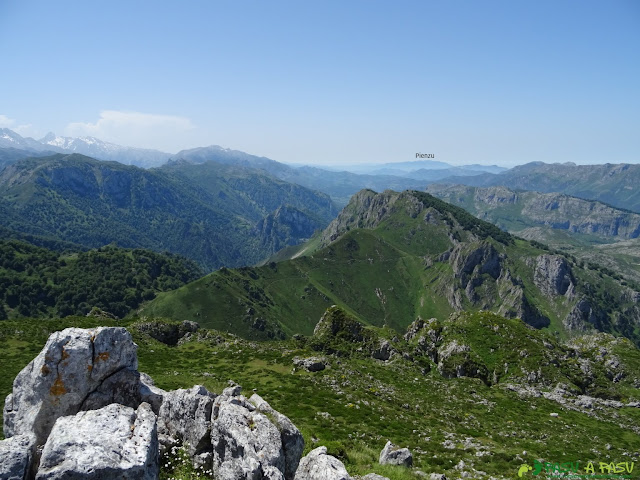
top-left (61, 348), bottom-right (70, 360)
top-left (41, 364), bottom-right (51, 376)
top-left (50, 375), bottom-right (67, 396)
top-left (87, 364), bottom-right (93, 372)
top-left (96, 352), bottom-right (110, 361)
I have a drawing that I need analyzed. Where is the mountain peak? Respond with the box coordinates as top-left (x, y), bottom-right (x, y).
top-left (39, 132), bottom-right (57, 143)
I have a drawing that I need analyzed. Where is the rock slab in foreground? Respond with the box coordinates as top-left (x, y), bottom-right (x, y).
top-left (379, 440), bottom-right (413, 467)
top-left (211, 386), bottom-right (286, 480)
top-left (158, 384), bottom-right (215, 460)
top-left (294, 446), bottom-right (353, 480)
top-left (36, 402), bottom-right (158, 480)
top-left (0, 434), bottom-right (34, 480)
top-left (250, 393), bottom-right (304, 480)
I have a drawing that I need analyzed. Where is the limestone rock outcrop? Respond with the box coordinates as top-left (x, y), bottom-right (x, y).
top-left (157, 385), bottom-right (216, 461)
top-left (3, 326), bottom-right (138, 445)
top-left (135, 320), bottom-right (200, 346)
top-left (250, 393), bottom-right (305, 480)
top-left (2, 326), bottom-right (311, 480)
top-left (36, 402), bottom-right (158, 480)
top-left (0, 434), bottom-right (34, 480)
top-left (379, 440), bottom-right (413, 467)
top-left (211, 386), bottom-right (290, 479)
top-left (371, 340), bottom-right (395, 361)
top-left (294, 446), bottom-right (353, 480)
top-left (533, 254), bottom-right (575, 298)
top-left (293, 356), bottom-right (327, 372)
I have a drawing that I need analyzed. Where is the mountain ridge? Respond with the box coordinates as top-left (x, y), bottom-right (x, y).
top-left (140, 189), bottom-right (640, 346)
top-left (441, 162), bottom-right (640, 212)
top-left (427, 184), bottom-right (640, 240)
top-left (0, 153), bottom-right (337, 271)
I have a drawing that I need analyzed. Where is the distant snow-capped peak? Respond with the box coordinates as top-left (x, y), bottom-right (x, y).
top-left (36, 132), bottom-right (172, 167)
top-left (40, 133), bottom-right (118, 151)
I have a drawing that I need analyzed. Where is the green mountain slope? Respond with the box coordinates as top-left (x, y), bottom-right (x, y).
top-left (0, 154), bottom-right (337, 271)
top-left (441, 162), bottom-right (640, 212)
top-left (140, 190), bottom-right (640, 345)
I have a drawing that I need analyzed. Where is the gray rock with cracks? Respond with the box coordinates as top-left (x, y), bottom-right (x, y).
top-left (379, 440), bottom-right (413, 467)
top-left (0, 434), bottom-right (34, 480)
top-left (35, 402), bottom-right (158, 480)
top-left (294, 446), bottom-right (353, 480)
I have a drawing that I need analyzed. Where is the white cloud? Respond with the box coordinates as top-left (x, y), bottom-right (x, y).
top-left (0, 114), bottom-right (16, 127)
top-left (0, 115), bottom-right (39, 138)
top-left (13, 124), bottom-right (34, 135)
top-left (65, 110), bottom-right (195, 152)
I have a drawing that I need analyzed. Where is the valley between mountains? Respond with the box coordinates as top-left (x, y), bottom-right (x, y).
top-left (1, 137), bottom-right (639, 480)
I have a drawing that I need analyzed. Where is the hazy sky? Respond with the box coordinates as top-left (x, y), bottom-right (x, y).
top-left (1, 0), bottom-right (638, 167)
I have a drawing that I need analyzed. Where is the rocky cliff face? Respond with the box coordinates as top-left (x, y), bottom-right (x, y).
top-left (533, 254), bottom-right (575, 298)
top-left (0, 327), bottom-right (370, 480)
top-left (256, 205), bottom-right (323, 252)
top-left (428, 184), bottom-right (640, 239)
top-left (436, 162), bottom-right (640, 212)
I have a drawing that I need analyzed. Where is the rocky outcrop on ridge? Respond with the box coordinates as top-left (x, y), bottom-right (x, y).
top-left (136, 320), bottom-right (200, 346)
top-left (1, 326), bottom-right (328, 480)
top-left (293, 356), bottom-right (327, 372)
top-left (532, 254), bottom-right (575, 298)
top-left (443, 242), bottom-right (552, 328)
top-left (250, 393), bottom-right (305, 480)
top-left (379, 440), bottom-right (413, 467)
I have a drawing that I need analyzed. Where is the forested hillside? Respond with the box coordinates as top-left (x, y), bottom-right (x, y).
top-left (0, 239), bottom-right (202, 319)
top-left (0, 154), bottom-right (337, 270)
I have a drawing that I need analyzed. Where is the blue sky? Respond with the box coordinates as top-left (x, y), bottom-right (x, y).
top-left (1, 0), bottom-right (638, 166)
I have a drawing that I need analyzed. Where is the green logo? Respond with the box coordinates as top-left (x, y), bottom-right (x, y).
top-left (516, 460), bottom-right (635, 478)
top-left (518, 464), bottom-right (533, 477)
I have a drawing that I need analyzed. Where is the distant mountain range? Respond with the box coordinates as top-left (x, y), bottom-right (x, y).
top-left (427, 184), bottom-right (640, 240)
top-left (0, 153), bottom-right (337, 271)
top-left (0, 128), bottom-right (171, 168)
top-left (170, 145), bottom-right (428, 206)
top-left (441, 161), bottom-right (640, 212)
top-left (331, 160), bottom-right (508, 180)
top-left (1, 129), bottom-right (494, 205)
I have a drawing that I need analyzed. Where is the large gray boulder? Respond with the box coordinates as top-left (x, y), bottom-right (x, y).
top-left (158, 385), bottom-right (216, 460)
top-left (294, 446), bottom-right (352, 480)
top-left (293, 356), bottom-right (326, 372)
top-left (0, 434), bottom-right (34, 480)
top-left (36, 402), bottom-right (158, 480)
top-left (3, 327), bottom-right (138, 445)
top-left (211, 386), bottom-right (286, 479)
top-left (379, 440), bottom-right (413, 467)
top-left (371, 340), bottom-right (394, 361)
top-left (250, 393), bottom-right (304, 480)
